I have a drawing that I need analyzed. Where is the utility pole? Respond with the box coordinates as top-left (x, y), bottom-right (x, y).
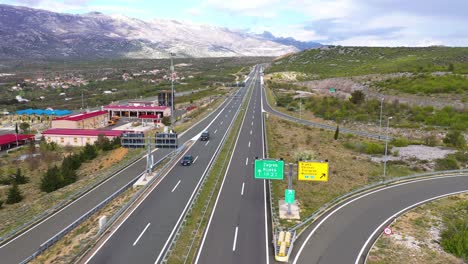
top-left (379, 98), bottom-right (384, 138)
top-left (170, 52), bottom-right (176, 132)
top-left (383, 116), bottom-right (392, 182)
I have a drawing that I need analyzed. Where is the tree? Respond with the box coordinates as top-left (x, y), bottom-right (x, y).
top-left (448, 63), bottom-right (455, 72)
top-left (334, 125), bottom-right (340, 140)
top-left (349, 90), bottom-right (365, 105)
top-left (81, 143), bottom-right (98, 161)
top-left (6, 183), bottom-right (23, 204)
top-left (162, 116), bottom-right (171, 126)
top-left (40, 166), bottom-right (63, 193)
top-left (61, 164), bottom-right (77, 185)
top-left (13, 168), bottom-right (29, 185)
top-left (19, 122), bottom-right (30, 134)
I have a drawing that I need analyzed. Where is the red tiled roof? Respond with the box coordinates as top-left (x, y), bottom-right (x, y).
top-left (103, 105), bottom-right (169, 111)
top-left (42, 129), bottom-right (123, 137)
top-left (139, 114), bottom-right (161, 119)
top-left (0, 134), bottom-right (35, 145)
top-left (53, 111), bottom-right (108, 121)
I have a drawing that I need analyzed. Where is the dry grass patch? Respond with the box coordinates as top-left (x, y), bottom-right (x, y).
top-left (368, 193), bottom-right (467, 264)
top-left (267, 115), bottom-right (381, 227)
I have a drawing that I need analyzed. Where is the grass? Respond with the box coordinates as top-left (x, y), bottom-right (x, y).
top-left (267, 46), bottom-right (468, 79)
top-left (367, 193), bottom-right (467, 264)
top-left (374, 74), bottom-right (468, 95)
top-left (265, 115), bottom-right (422, 229)
top-left (166, 79), bottom-right (252, 264)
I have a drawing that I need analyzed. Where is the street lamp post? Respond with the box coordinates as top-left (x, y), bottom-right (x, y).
top-left (170, 52), bottom-right (175, 132)
top-left (383, 116), bottom-right (392, 182)
top-left (379, 98), bottom-right (384, 138)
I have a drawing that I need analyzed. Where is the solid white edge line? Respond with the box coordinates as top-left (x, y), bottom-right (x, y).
top-left (241, 182), bottom-right (245, 196)
top-left (355, 190), bottom-right (468, 264)
top-left (194, 71), bottom-right (256, 264)
top-left (132, 223), bottom-right (151, 246)
top-left (292, 174), bottom-right (468, 264)
top-left (193, 156), bottom-right (199, 164)
top-left (171, 180), bottom-right (181, 193)
top-left (232, 226), bottom-right (239, 251)
top-left (261, 75), bottom-right (270, 264)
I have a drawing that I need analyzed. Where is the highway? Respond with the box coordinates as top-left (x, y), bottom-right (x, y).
top-left (292, 174), bottom-right (468, 264)
top-left (82, 68), bottom-right (257, 263)
top-left (195, 66), bottom-right (271, 264)
top-left (0, 69), bottom-right (256, 264)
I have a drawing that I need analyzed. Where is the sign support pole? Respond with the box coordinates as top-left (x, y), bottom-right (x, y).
top-left (287, 163), bottom-right (293, 215)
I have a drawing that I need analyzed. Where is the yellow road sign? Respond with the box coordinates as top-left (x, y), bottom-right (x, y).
top-left (298, 161), bottom-right (329, 181)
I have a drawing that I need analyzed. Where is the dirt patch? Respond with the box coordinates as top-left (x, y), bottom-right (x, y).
top-left (78, 148), bottom-right (128, 177)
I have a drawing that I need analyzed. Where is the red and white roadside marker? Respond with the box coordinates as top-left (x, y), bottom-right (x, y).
top-left (383, 227), bottom-right (392, 236)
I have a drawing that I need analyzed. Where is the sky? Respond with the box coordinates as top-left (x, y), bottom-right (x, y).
top-left (2, 0), bottom-right (468, 46)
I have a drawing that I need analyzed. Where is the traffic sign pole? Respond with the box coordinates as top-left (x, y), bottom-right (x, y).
top-left (288, 163), bottom-right (293, 215)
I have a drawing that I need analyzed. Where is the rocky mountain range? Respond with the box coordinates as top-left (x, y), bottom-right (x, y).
top-left (0, 4), bottom-right (319, 60)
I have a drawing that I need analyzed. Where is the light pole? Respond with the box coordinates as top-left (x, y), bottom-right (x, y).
top-left (383, 116), bottom-right (392, 182)
top-left (379, 98), bottom-right (384, 138)
top-left (170, 52), bottom-right (176, 132)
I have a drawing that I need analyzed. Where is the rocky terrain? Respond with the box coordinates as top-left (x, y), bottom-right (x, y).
top-left (0, 4), bottom-right (306, 60)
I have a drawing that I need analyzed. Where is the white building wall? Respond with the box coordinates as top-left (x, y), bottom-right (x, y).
top-left (45, 134), bottom-right (117, 147)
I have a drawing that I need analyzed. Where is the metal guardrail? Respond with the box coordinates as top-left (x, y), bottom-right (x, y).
top-left (19, 149), bottom-right (180, 264)
top-left (161, 79), bottom-right (252, 263)
top-left (0, 150), bottom-right (144, 246)
top-left (288, 169), bottom-right (468, 233)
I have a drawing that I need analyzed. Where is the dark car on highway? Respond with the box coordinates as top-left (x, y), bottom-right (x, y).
top-left (200, 131), bottom-right (209, 141)
top-left (181, 155), bottom-right (194, 166)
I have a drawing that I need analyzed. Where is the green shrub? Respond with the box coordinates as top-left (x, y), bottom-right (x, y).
top-left (391, 137), bottom-right (410, 147)
top-left (440, 200), bottom-right (468, 260)
top-left (0, 200), bottom-right (3, 209)
top-left (435, 158), bottom-right (459, 171)
top-left (443, 131), bottom-right (467, 149)
top-left (364, 142), bottom-right (385, 155)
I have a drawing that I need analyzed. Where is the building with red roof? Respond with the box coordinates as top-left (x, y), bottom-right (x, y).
top-left (42, 129), bottom-right (123, 147)
top-left (51, 110), bottom-right (109, 129)
top-left (0, 134), bottom-right (35, 151)
top-left (103, 104), bottom-right (170, 119)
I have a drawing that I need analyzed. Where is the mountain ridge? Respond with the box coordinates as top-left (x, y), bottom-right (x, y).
top-left (0, 4), bottom-right (320, 59)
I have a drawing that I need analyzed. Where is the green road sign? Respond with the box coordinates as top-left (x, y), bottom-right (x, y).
top-left (254, 159), bottom-right (284, 180)
top-left (285, 189), bottom-right (295, 204)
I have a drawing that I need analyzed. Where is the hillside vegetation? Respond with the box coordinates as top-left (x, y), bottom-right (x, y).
top-left (267, 46), bottom-right (468, 79)
top-left (374, 74), bottom-right (468, 95)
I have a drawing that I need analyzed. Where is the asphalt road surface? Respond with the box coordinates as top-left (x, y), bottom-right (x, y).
top-left (195, 66), bottom-right (272, 264)
top-left (0, 68), bottom-right (257, 264)
top-left (292, 174), bottom-right (468, 264)
top-left (83, 69), bottom-right (255, 264)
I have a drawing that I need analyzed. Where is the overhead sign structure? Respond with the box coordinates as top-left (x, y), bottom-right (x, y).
top-left (285, 189), bottom-right (295, 204)
top-left (298, 161), bottom-right (329, 182)
top-left (254, 159), bottom-right (285, 180)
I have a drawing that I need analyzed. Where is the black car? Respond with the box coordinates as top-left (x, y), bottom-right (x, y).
top-left (181, 155), bottom-right (194, 166)
top-left (200, 131), bottom-right (210, 141)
